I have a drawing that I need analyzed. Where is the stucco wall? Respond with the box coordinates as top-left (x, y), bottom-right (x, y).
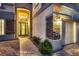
top-left (32, 4), bottom-right (41, 16)
top-left (32, 4), bottom-right (53, 39)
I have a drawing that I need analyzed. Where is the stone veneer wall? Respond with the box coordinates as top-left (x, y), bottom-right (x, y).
top-left (46, 16), bottom-right (53, 39)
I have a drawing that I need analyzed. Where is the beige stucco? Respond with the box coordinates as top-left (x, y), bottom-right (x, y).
top-left (32, 4), bottom-right (53, 39)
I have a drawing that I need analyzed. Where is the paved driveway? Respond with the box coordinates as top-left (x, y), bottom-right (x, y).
top-left (53, 43), bottom-right (79, 56)
top-left (0, 40), bottom-right (20, 56)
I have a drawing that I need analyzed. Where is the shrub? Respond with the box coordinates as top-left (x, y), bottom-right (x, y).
top-left (32, 36), bottom-right (41, 46)
top-left (39, 40), bottom-right (53, 55)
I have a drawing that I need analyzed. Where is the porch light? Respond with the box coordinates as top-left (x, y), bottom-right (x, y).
top-left (55, 15), bottom-right (61, 25)
top-left (56, 18), bottom-right (61, 25)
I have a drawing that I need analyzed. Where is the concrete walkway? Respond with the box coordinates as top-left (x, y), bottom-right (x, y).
top-left (19, 37), bottom-right (41, 56)
top-left (1, 38), bottom-right (79, 56)
top-left (53, 43), bottom-right (79, 56)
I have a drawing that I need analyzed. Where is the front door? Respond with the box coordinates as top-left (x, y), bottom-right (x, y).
top-left (18, 22), bottom-right (29, 36)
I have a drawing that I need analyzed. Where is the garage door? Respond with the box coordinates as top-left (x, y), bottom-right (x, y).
top-left (65, 22), bottom-right (74, 45)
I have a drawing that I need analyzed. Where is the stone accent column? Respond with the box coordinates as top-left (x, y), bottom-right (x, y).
top-left (46, 16), bottom-right (53, 39)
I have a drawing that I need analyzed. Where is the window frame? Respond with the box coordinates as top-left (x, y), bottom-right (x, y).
top-left (0, 19), bottom-right (5, 35)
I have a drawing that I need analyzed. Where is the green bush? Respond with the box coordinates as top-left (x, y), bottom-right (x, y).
top-left (39, 40), bottom-right (53, 55)
top-left (32, 36), bottom-right (40, 46)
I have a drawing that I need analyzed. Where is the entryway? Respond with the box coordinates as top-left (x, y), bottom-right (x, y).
top-left (16, 8), bottom-right (30, 37)
top-left (18, 22), bottom-right (29, 36)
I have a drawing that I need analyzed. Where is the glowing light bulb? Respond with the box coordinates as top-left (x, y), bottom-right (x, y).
top-left (56, 19), bottom-right (61, 25)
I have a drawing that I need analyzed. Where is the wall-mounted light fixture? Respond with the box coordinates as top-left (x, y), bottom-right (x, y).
top-left (55, 14), bottom-right (61, 25)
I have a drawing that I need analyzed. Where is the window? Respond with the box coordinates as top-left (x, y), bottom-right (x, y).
top-left (53, 14), bottom-right (61, 40)
top-left (0, 19), bottom-right (4, 35)
top-left (6, 20), bottom-right (14, 34)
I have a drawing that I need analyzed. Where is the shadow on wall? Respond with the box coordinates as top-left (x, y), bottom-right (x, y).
top-left (0, 34), bottom-right (15, 41)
